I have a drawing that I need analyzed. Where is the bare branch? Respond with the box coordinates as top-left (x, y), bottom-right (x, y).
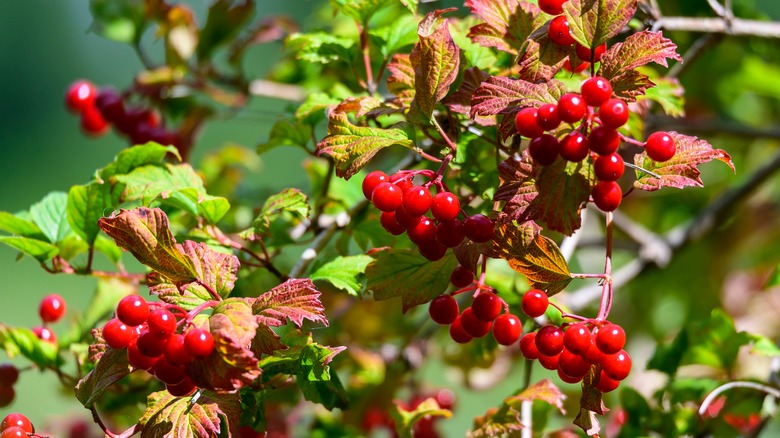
top-left (653, 16), bottom-right (780, 38)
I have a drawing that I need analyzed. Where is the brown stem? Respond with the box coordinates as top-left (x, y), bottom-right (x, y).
top-left (358, 22), bottom-right (376, 94)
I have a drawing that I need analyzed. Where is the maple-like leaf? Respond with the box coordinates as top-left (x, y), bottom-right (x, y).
top-left (486, 220), bottom-right (572, 295)
top-left (139, 390), bottom-right (240, 438)
top-left (316, 111), bottom-right (416, 179)
top-left (387, 53), bottom-right (416, 107)
top-left (409, 9), bottom-right (460, 123)
top-left (365, 248), bottom-right (457, 312)
top-left (253, 278), bottom-right (329, 328)
top-left (443, 67), bottom-right (494, 126)
top-left (563, 0), bottom-right (637, 49)
top-left (634, 132), bottom-right (735, 191)
top-left (74, 347), bottom-right (132, 408)
top-left (465, 0), bottom-right (543, 55)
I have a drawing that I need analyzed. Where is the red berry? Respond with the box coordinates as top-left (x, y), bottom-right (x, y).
top-left (362, 171), bottom-right (389, 200)
top-left (588, 126), bottom-right (620, 155)
top-left (560, 132), bottom-right (590, 162)
top-left (147, 309), bottom-right (177, 339)
top-left (0, 426), bottom-right (26, 438)
top-left (538, 352), bottom-right (561, 370)
top-left (596, 371), bottom-right (621, 393)
top-left (645, 131), bottom-right (676, 162)
top-left (153, 357), bottom-right (186, 385)
top-left (164, 333), bottom-right (194, 366)
top-left (0, 413), bottom-right (33, 432)
top-left (429, 295), bottom-right (459, 325)
top-left (0, 364), bottom-right (19, 387)
top-left (116, 294), bottom-right (149, 327)
top-left (538, 0), bottom-right (567, 15)
top-left (592, 181), bottom-right (622, 212)
top-left (372, 182), bottom-right (403, 212)
top-left (515, 107), bottom-right (544, 139)
top-left (464, 214), bottom-right (494, 243)
top-left (472, 292), bottom-right (502, 322)
top-left (393, 174), bottom-right (414, 193)
top-left (39, 294), bottom-right (66, 323)
top-left (575, 42), bottom-right (607, 63)
top-left (563, 59), bottom-right (589, 73)
top-left (548, 16), bottom-right (575, 46)
top-left (602, 350), bottom-right (632, 380)
top-left (558, 349), bottom-right (590, 377)
top-left (596, 323), bottom-right (626, 354)
top-left (558, 368), bottom-right (584, 384)
top-left (460, 307), bottom-right (492, 338)
top-left (102, 318), bottom-right (136, 349)
top-left (492, 314), bottom-right (522, 346)
top-left (450, 265), bottom-right (474, 288)
top-left (535, 325), bottom-right (565, 356)
top-left (127, 341), bottom-right (159, 370)
top-left (520, 332), bottom-right (540, 360)
top-left (535, 103), bottom-right (561, 131)
top-left (65, 80), bottom-right (97, 113)
top-left (185, 329), bottom-right (215, 358)
top-left (581, 76), bottom-right (612, 106)
top-left (32, 326), bottom-right (56, 344)
top-left (380, 211), bottom-right (405, 235)
top-left (407, 216), bottom-right (437, 244)
top-left (435, 220), bottom-right (466, 248)
top-left (528, 134), bottom-right (560, 166)
top-left (136, 330), bottom-right (168, 358)
top-left (598, 98), bottom-right (629, 129)
top-left (166, 376), bottom-right (196, 397)
top-left (403, 186), bottom-right (432, 217)
top-left (418, 239), bottom-right (447, 261)
top-left (431, 192), bottom-right (460, 222)
top-left (449, 316), bottom-right (473, 344)
top-left (582, 336), bottom-right (607, 364)
top-left (594, 153), bottom-right (625, 181)
top-left (80, 107), bottom-right (109, 136)
top-left (393, 208), bottom-right (421, 230)
top-left (521, 289), bottom-right (549, 318)
top-left (557, 93), bottom-right (587, 123)
top-left (564, 324), bottom-right (592, 354)
top-left (0, 387), bottom-right (14, 409)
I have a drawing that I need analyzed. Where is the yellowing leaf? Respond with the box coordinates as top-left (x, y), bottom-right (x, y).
top-left (139, 390), bottom-right (240, 438)
top-left (387, 53), bottom-right (416, 106)
top-left (563, 0), bottom-right (637, 49)
top-left (253, 278), bottom-right (329, 328)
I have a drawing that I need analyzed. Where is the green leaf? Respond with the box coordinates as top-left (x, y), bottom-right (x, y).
top-left (74, 347), bottom-right (132, 408)
top-left (139, 390), bottom-right (240, 438)
top-left (30, 191), bottom-right (71, 244)
top-left (196, 0), bottom-right (255, 61)
top-left (310, 255), bottom-right (373, 296)
top-left (330, 0), bottom-right (396, 24)
top-left (0, 236), bottom-right (59, 262)
top-left (682, 309), bottom-right (750, 370)
top-left (0, 325), bottom-right (59, 368)
top-left (240, 189), bottom-right (310, 240)
top-left (164, 187), bottom-right (230, 224)
top-left (98, 143), bottom-right (179, 181)
top-left (465, 0), bottom-right (544, 55)
top-left (370, 14), bottom-right (419, 59)
top-left (0, 211), bottom-right (45, 238)
top-left (94, 234), bottom-right (123, 263)
top-left (748, 334), bottom-right (780, 356)
top-left (67, 182), bottom-right (111, 245)
top-left (563, 0), bottom-right (638, 49)
top-left (257, 118), bottom-right (311, 154)
top-left (88, 0), bottom-right (150, 43)
top-left (643, 76), bottom-right (686, 117)
top-left (365, 249), bottom-right (458, 313)
top-left (648, 328), bottom-right (688, 376)
top-left (253, 278), bottom-right (329, 328)
top-left (285, 32), bottom-right (355, 64)
top-left (316, 112), bottom-right (416, 179)
top-left (392, 397), bottom-right (452, 438)
top-left (295, 92), bottom-right (342, 125)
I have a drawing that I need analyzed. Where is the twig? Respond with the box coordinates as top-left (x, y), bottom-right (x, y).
top-left (652, 16), bottom-right (780, 38)
top-left (699, 381), bottom-right (780, 417)
top-left (668, 33), bottom-right (722, 78)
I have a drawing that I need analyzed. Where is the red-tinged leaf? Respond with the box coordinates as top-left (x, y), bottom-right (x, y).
top-left (409, 9), bottom-right (461, 122)
top-left (251, 324), bottom-right (286, 357)
top-left (253, 278), bottom-right (328, 328)
top-left (315, 111), bottom-right (416, 179)
top-left (469, 407), bottom-right (523, 438)
top-left (486, 220), bottom-right (572, 295)
top-left (574, 367), bottom-right (608, 436)
top-left (574, 409), bottom-right (601, 437)
top-left (609, 70), bottom-right (655, 101)
top-left (74, 347), bottom-right (132, 408)
top-left (333, 96), bottom-right (384, 118)
top-left (516, 25), bottom-right (576, 82)
top-left (366, 248), bottom-right (458, 313)
top-left (186, 300), bottom-right (261, 391)
top-left (453, 240), bottom-right (492, 275)
top-left (634, 132), bottom-right (735, 191)
top-left (444, 67), bottom-right (494, 126)
top-left (392, 397), bottom-right (452, 437)
top-left (471, 76), bottom-right (567, 119)
top-left (139, 390), bottom-right (240, 438)
top-left (98, 207), bottom-right (195, 283)
top-left (563, 0), bottom-right (637, 49)
top-left (387, 53), bottom-right (416, 107)
top-left (466, 0), bottom-right (544, 54)
top-left (505, 379), bottom-right (567, 414)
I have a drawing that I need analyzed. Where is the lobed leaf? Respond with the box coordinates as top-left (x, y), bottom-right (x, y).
top-left (139, 390), bottom-right (240, 438)
top-left (563, 0), bottom-right (637, 49)
top-left (387, 53), bottom-right (416, 106)
top-left (465, 0), bottom-right (543, 55)
top-left (253, 278), bottom-right (329, 328)
top-left (310, 254), bottom-right (374, 296)
top-left (331, 0), bottom-right (396, 24)
top-left (574, 367), bottom-right (608, 436)
top-left (74, 347), bottom-right (132, 408)
top-left (444, 67), bottom-right (494, 126)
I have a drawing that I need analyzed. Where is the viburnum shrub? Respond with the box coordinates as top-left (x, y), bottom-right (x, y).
top-left (3, 0), bottom-right (780, 437)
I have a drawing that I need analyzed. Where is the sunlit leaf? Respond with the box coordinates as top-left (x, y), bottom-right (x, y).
top-left (387, 53), bottom-right (416, 106)
top-left (240, 189), bottom-right (310, 240)
top-left (139, 390), bottom-right (240, 438)
top-left (465, 0), bottom-right (543, 55)
top-left (0, 211), bottom-right (45, 238)
top-left (285, 32), bottom-right (354, 64)
top-left (563, 0), bottom-right (637, 49)
top-left (392, 397), bottom-right (452, 438)
top-left (30, 191), bottom-right (71, 244)
top-left (310, 255), bottom-right (373, 296)
top-left (253, 278), bottom-right (329, 328)
top-left (470, 76), bottom-right (567, 130)
top-left (0, 325), bottom-right (59, 368)
top-left (0, 236), bottom-right (59, 263)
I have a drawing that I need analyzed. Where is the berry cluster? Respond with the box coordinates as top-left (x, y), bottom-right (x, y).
top-left (518, 290), bottom-right (632, 393)
top-left (0, 364), bottom-right (19, 408)
top-left (29, 293), bottom-right (67, 346)
top-left (0, 413), bottom-right (34, 438)
top-left (363, 170), bottom-right (495, 262)
top-left (101, 294), bottom-right (215, 397)
top-left (515, 76), bottom-right (677, 212)
top-left (65, 80), bottom-right (181, 147)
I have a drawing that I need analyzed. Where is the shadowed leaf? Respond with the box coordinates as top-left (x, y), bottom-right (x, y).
top-left (75, 347), bottom-right (132, 408)
top-left (139, 390), bottom-right (240, 438)
top-left (465, 0), bottom-right (543, 54)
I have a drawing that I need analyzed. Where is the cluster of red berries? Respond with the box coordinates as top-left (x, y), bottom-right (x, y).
top-left (0, 413), bottom-right (34, 438)
top-left (515, 75), bottom-right (677, 212)
top-left (30, 293), bottom-right (67, 346)
top-left (65, 80), bottom-right (181, 147)
top-left (539, 0), bottom-right (607, 72)
top-left (101, 294), bottom-right (215, 397)
top-left (518, 290), bottom-right (632, 393)
top-left (362, 171), bottom-right (496, 261)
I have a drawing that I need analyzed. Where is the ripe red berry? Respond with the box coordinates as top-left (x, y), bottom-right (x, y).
top-left (558, 368), bottom-right (584, 384)
top-left (535, 325), bottom-right (565, 356)
top-left (403, 186), bottom-right (432, 217)
top-left (515, 107), bottom-right (544, 139)
top-left (450, 265), bottom-right (474, 288)
top-left (537, 352), bottom-right (561, 370)
top-left (407, 216), bottom-right (437, 245)
top-left (185, 328), bottom-right (215, 357)
top-left (431, 192), bottom-right (460, 222)
top-left (528, 134), bottom-right (561, 166)
top-left (581, 76), bottom-right (613, 106)
top-left (418, 239), bottom-right (447, 261)
top-left (558, 349), bottom-right (590, 377)
top-left (575, 42), bottom-right (607, 63)
top-left (95, 88), bottom-right (126, 122)
top-left (592, 181), bottom-right (622, 212)
top-left (435, 220), bottom-right (466, 248)
top-left (0, 364), bottom-right (18, 387)
top-left (380, 211), bottom-right (406, 235)
top-left (464, 214), bottom-right (494, 243)
top-left (602, 350), bottom-right (632, 380)
top-left (588, 126), bottom-right (620, 155)
top-left (548, 15), bottom-right (575, 46)
top-left (449, 316), bottom-right (473, 344)
top-left (563, 323), bottom-right (592, 354)
top-left (0, 387), bottom-right (14, 409)
top-left (102, 318), bottom-right (137, 349)
top-left (520, 332), bottom-right (540, 360)
top-left (521, 289), bottom-right (549, 318)
top-left (557, 93), bottom-right (587, 123)
top-left (594, 153), bottom-right (625, 182)
top-left (460, 307), bottom-right (492, 338)
top-left (538, 0), bottom-right (567, 15)
top-left (372, 182), bottom-right (403, 212)
top-left (80, 107), bottom-right (109, 136)
top-left (164, 333), bottom-right (194, 366)
top-left (32, 326), bottom-right (56, 344)
top-left (472, 292), bottom-right (503, 322)
top-left (147, 309), bottom-right (177, 339)
top-left (0, 413), bottom-right (33, 433)
top-left (136, 330), bottom-right (168, 358)
top-left (645, 131), bottom-right (676, 162)
top-left (596, 371), bottom-right (621, 393)
top-left (492, 314), bottom-right (522, 346)
top-left (598, 98), bottom-right (629, 129)
top-left (127, 341), bottom-right (159, 370)
top-left (560, 132), bottom-right (589, 162)
top-left (166, 376), bottom-right (196, 397)
top-left (0, 426), bottom-right (26, 438)
top-left (116, 294), bottom-right (149, 327)
top-left (362, 171), bottom-right (388, 200)
top-left (65, 80), bottom-right (97, 113)
top-left (429, 295), bottom-right (459, 325)
top-left (535, 103), bottom-right (561, 131)
top-left (393, 174), bottom-right (414, 194)
top-left (582, 337), bottom-right (607, 364)
top-left (563, 59), bottom-right (589, 73)
top-left (152, 357), bottom-right (186, 385)
top-left (39, 294), bottom-right (66, 323)
top-left (596, 323), bottom-right (626, 354)
top-left (393, 208), bottom-right (421, 230)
